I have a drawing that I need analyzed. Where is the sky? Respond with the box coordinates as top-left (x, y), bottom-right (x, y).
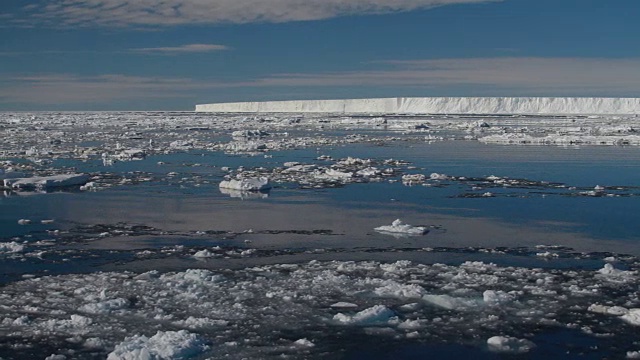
top-left (1, 0), bottom-right (639, 111)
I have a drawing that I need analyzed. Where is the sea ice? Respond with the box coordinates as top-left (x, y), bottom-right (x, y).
top-left (4, 173), bottom-right (90, 190)
top-left (333, 305), bottom-right (396, 326)
top-left (219, 177), bottom-right (271, 192)
top-left (374, 219), bottom-right (428, 236)
top-left (487, 336), bottom-right (536, 353)
top-left (0, 241), bottom-right (25, 253)
top-left (107, 330), bottom-right (208, 360)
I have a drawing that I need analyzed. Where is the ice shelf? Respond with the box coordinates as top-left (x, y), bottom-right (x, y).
top-left (195, 97), bottom-right (640, 115)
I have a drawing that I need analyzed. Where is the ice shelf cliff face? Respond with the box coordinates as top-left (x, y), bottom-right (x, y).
top-left (195, 97), bottom-right (640, 115)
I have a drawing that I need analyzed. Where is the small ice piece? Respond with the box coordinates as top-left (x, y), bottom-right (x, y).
top-left (219, 177), bottom-right (271, 192)
top-left (402, 174), bottom-right (426, 185)
top-left (374, 219), bottom-right (428, 236)
top-left (429, 173), bottom-right (449, 180)
top-left (41, 219), bottom-right (55, 224)
top-left (621, 309), bottom-right (640, 326)
top-left (324, 168), bottom-right (353, 179)
top-left (422, 294), bottom-right (482, 310)
top-left (0, 241), bottom-right (25, 253)
top-left (487, 336), bottom-right (535, 353)
top-left (628, 350), bottom-right (640, 359)
top-left (597, 263), bottom-right (636, 282)
top-left (5, 174), bottom-right (90, 190)
top-left (330, 302), bottom-right (358, 309)
top-left (193, 250), bottom-right (218, 259)
top-left (80, 182), bottom-right (96, 191)
top-left (44, 355), bottom-right (66, 360)
top-left (231, 129), bottom-right (270, 138)
top-left (483, 290), bottom-right (515, 306)
top-left (293, 338), bottom-right (315, 348)
top-left (333, 305), bottom-right (395, 326)
top-left (18, 219), bottom-right (31, 225)
top-left (117, 149), bottom-right (146, 160)
top-left (107, 330), bottom-right (208, 360)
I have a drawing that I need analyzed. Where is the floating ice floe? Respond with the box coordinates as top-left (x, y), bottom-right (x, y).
top-left (333, 305), bottom-right (396, 326)
top-left (374, 219), bottom-right (428, 236)
top-left (487, 336), bottom-right (536, 353)
top-left (3, 173), bottom-right (90, 190)
top-left (402, 174), bottom-right (426, 185)
top-left (219, 177), bottom-right (271, 192)
top-left (107, 330), bottom-right (208, 360)
top-left (219, 187), bottom-right (269, 199)
top-left (0, 241), bottom-right (25, 253)
top-left (231, 129), bottom-right (270, 139)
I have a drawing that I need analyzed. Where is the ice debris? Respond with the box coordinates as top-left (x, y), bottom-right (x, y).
top-left (374, 219), bottom-right (428, 236)
top-left (487, 336), bottom-right (536, 353)
top-left (4, 173), bottom-right (90, 190)
top-left (333, 305), bottom-right (396, 326)
top-left (219, 177), bottom-right (271, 192)
top-left (107, 330), bottom-right (208, 360)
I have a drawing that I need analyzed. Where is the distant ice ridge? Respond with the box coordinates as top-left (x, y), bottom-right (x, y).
top-left (196, 97), bottom-right (640, 115)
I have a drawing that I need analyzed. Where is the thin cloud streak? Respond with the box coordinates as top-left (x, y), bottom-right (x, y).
top-left (252, 57), bottom-right (640, 93)
top-left (14, 0), bottom-right (502, 28)
top-left (3, 57), bottom-right (639, 106)
top-left (131, 44), bottom-right (230, 54)
top-left (0, 74), bottom-right (220, 104)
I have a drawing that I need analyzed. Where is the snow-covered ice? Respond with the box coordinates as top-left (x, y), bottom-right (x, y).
top-left (375, 219), bottom-right (429, 236)
top-left (4, 173), bottom-right (90, 190)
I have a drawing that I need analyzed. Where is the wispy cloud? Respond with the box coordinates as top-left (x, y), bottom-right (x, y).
top-left (3, 57), bottom-right (639, 107)
top-left (13, 0), bottom-right (502, 28)
top-left (131, 44), bottom-right (229, 54)
top-left (0, 74), bottom-right (217, 104)
top-left (250, 57), bottom-right (640, 94)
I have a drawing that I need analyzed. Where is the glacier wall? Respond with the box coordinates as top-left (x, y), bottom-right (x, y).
top-left (195, 97), bottom-right (640, 115)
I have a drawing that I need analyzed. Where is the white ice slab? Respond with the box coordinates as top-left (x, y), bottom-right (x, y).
top-left (4, 174), bottom-right (90, 190)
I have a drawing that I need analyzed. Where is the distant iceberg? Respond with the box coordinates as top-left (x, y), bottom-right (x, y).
top-left (196, 97), bottom-right (640, 115)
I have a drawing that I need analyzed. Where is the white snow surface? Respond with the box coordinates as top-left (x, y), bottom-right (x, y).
top-left (196, 97), bottom-right (640, 115)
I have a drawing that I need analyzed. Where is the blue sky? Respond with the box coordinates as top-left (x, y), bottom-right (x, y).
top-left (1, 0), bottom-right (639, 110)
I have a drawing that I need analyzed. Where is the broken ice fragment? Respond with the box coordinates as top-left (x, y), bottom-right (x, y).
top-left (374, 219), bottom-right (428, 236)
top-left (487, 336), bottom-right (535, 353)
top-left (4, 174), bottom-right (90, 190)
top-left (219, 177), bottom-right (271, 192)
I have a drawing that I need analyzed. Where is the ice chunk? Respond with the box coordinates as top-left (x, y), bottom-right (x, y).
top-left (107, 330), bottom-right (208, 360)
top-left (4, 173), bottom-right (90, 190)
top-left (0, 241), bottom-right (25, 253)
top-left (621, 309), bottom-right (640, 326)
top-left (219, 177), bottom-right (271, 192)
top-left (483, 290), bottom-right (515, 306)
top-left (293, 338), bottom-right (315, 348)
top-left (422, 294), bottom-right (482, 310)
top-left (628, 350), bottom-right (640, 359)
top-left (429, 173), bottom-right (450, 180)
top-left (596, 263), bottom-right (637, 282)
top-left (487, 336), bottom-right (535, 353)
top-left (333, 305), bottom-right (395, 326)
top-left (402, 174), bottom-right (426, 185)
top-left (330, 302), bottom-right (358, 309)
top-left (374, 219), bottom-right (428, 236)
top-left (324, 168), bottom-right (353, 179)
